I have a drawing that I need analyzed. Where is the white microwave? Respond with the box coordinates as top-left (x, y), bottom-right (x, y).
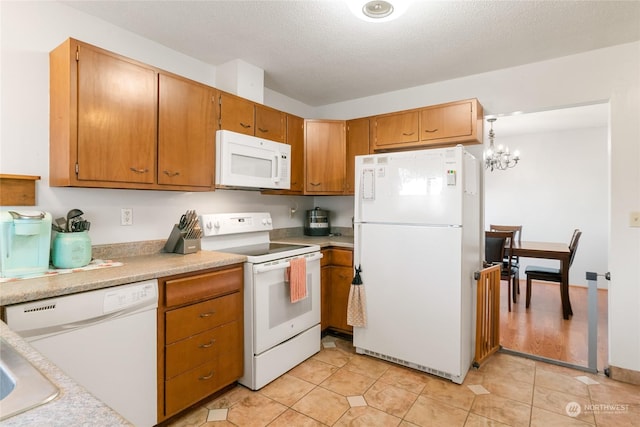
top-left (215, 130), bottom-right (291, 190)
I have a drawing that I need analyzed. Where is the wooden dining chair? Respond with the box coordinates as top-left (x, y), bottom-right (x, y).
top-left (485, 231), bottom-right (519, 311)
top-left (524, 229), bottom-right (582, 310)
top-left (489, 224), bottom-right (522, 264)
top-left (489, 224), bottom-right (522, 295)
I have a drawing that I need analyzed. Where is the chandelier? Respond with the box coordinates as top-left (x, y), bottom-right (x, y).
top-left (484, 117), bottom-right (520, 171)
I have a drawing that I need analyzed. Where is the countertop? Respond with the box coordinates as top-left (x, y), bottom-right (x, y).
top-left (0, 234), bottom-right (353, 424)
top-left (273, 234), bottom-right (354, 249)
top-left (0, 250), bottom-right (246, 306)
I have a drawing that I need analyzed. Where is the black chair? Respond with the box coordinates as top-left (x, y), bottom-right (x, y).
top-left (525, 229), bottom-right (582, 310)
top-left (485, 231), bottom-right (519, 311)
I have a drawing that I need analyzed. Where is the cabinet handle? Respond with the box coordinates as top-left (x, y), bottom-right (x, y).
top-left (310, 182), bottom-right (321, 186)
top-left (199, 339), bottom-right (216, 349)
top-left (129, 167), bottom-right (149, 174)
top-left (257, 127), bottom-right (269, 133)
top-left (163, 170), bottom-right (180, 177)
top-left (199, 371), bottom-right (214, 381)
top-left (240, 122), bottom-right (252, 129)
top-left (424, 128), bottom-right (438, 133)
top-left (402, 131), bottom-right (415, 136)
top-left (199, 311), bottom-right (216, 318)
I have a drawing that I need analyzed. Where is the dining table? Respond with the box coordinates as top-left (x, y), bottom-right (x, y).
top-left (511, 241), bottom-right (572, 319)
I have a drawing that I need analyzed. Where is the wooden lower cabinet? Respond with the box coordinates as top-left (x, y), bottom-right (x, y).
top-left (320, 248), bottom-right (354, 334)
top-left (157, 265), bottom-right (243, 422)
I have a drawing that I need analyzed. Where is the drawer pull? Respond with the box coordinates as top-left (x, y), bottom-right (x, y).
top-left (199, 371), bottom-right (214, 381)
top-left (199, 339), bottom-right (216, 349)
top-left (402, 131), bottom-right (415, 136)
top-left (199, 311), bottom-right (216, 318)
top-left (240, 122), bottom-right (252, 129)
top-left (257, 127), bottom-right (269, 133)
top-left (129, 167), bottom-right (149, 174)
top-left (424, 128), bottom-right (438, 133)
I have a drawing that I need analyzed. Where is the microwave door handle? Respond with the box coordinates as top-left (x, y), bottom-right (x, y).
top-left (273, 154), bottom-right (280, 183)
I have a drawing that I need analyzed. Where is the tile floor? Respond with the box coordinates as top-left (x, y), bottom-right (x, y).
top-left (166, 336), bottom-right (640, 426)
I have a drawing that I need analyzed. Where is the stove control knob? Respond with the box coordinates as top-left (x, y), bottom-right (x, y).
top-left (214, 220), bottom-right (221, 229)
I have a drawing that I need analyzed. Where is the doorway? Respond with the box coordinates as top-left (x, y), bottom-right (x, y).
top-left (483, 103), bottom-right (609, 371)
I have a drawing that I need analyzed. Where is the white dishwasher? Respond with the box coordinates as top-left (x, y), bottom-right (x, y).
top-left (4, 279), bottom-right (158, 427)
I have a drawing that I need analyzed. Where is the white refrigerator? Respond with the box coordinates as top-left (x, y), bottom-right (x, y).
top-left (353, 145), bottom-right (481, 384)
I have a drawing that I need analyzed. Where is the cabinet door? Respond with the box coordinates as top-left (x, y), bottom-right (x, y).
top-left (321, 260), bottom-right (331, 331)
top-left (345, 118), bottom-right (370, 195)
top-left (421, 100), bottom-right (474, 142)
top-left (373, 110), bottom-right (419, 150)
top-left (76, 45), bottom-right (156, 183)
top-left (287, 114), bottom-right (305, 193)
top-left (304, 120), bottom-right (346, 194)
top-left (219, 92), bottom-right (254, 135)
top-left (158, 74), bottom-right (216, 187)
top-left (255, 104), bottom-right (285, 142)
top-left (330, 266), bottom-right (354, 333)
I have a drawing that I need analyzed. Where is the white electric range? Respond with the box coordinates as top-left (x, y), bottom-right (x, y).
top-left (199, 212), bottom-right (322, 390)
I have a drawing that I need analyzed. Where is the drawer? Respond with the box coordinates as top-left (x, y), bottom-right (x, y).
top-left (164, 351), bottom-right (243, 417)
top-left (331, 249), bottom-right (353, 267)
top-left (165, 292), bottom-right (241, 344)
top-left (165, 320), bottom-right (240, 379)
top-left (164, 265), bottom-right (242, 307)
top-left (164, 360), bottom-right (218, 417)
top-left (320, 249), bottom-right (331, 267)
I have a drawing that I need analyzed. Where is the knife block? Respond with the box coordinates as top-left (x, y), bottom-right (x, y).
top-left (164, 224), bottom-right (201, 254)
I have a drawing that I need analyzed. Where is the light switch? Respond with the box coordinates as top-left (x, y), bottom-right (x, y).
top-left (631, 211), bottom-right (640, 228)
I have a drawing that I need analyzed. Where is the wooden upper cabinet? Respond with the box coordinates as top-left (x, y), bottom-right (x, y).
top-left (420, 99), bottom-right (478, 143)
top-left (158, 73), bottom-right (216, 187)
top-left (286, 114), bottom-right (305, 193)
top-left (219, 92), bottom-right (285, 143)
top-left (304, 120), bottom-right (346, 194)
top-left (373, 110), bottom-right (419, 150)
top-left (68, 40), bottom-right (157, 184)
top-left (345, 117), bottom-right (371, 195)
top-left (49, 38), bottom-right (217, 191)
top-left (371, 98), bottom-right (483, 151)
top-left (255, 104), bottom-right (285, 143)
top-left (218, 92), bottom-right (254, 136)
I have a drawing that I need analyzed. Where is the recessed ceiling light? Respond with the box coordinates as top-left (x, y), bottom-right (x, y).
top-left (348, 0), bottom-right (411, 23)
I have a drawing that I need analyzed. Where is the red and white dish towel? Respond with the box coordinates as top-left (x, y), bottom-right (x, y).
top-left (286, 256), bottom-right (307, 303)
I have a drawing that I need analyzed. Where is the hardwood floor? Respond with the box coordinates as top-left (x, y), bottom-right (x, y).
top-left (499, 279), bottom-right (608, 371)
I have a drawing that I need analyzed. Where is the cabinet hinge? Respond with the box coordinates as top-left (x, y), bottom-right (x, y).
top-left (75, 163), bottom-right (79, 174)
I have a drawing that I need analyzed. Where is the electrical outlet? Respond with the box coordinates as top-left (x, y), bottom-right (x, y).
top-left (121, 208), bottom-right (133, 226)
top-left (631, 211), bottom-right (640, 228)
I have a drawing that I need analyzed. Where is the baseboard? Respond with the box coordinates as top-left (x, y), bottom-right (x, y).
top-left (606, 364), bottom-right (640, 385)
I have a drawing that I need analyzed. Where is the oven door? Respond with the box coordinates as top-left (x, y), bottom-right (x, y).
top-left (251, 252), bottom-right (322, 355)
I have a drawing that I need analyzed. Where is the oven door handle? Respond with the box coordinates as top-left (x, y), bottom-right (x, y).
top-left (252, 252), bottom-right (323, 274)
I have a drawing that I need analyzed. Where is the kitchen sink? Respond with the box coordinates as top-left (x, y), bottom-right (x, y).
top-left (0, 338), bottom-right (59, 421)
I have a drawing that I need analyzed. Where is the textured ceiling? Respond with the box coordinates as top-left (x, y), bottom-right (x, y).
top-left (61, 0), bottom-right (640, 107)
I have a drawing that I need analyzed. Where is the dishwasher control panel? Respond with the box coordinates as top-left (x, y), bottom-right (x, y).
top-left (103, 281), bottom-right (157, 313)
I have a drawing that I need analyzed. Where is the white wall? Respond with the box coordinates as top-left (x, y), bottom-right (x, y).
top-left (1, 2), bottom-right (638, 373)
top-left (485, 125), bottom-right (609, 288)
